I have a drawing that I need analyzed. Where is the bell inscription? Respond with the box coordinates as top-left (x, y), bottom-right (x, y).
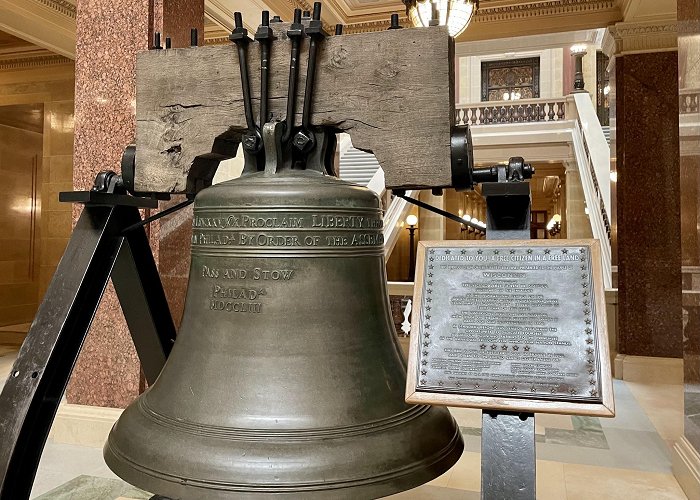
top-left (406, 240), bottom-right (614, 417)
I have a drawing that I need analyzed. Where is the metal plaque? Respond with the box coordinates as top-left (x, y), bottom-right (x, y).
top-left (406, 240), bottom-right (614, 416)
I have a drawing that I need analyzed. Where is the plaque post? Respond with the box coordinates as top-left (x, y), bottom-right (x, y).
top-left (480, 164), bottom-right (535, 500)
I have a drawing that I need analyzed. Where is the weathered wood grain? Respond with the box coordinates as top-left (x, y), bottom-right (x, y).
top-left (135, 25), bottom-right (455, 192)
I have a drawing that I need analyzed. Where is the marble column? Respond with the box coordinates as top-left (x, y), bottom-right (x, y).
top-left (67, 0), bottom-right (203, 408)
top-left (564, 162), bottom-right (593, 240)
top-left (673, 0), bottom-right (700, 495)
top-left (607, 28), bottom-right (682, 358)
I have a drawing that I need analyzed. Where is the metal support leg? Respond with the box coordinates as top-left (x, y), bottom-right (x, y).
top-left (481, 411), bottom-right (535, 500)
top-left (0, 202), bottom-right (174, 500)
top-left (480, 174), bottom-right (536, 500)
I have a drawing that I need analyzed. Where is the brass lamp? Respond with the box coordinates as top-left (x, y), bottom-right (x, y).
top-left (403, 0), bottom-right (479, 37)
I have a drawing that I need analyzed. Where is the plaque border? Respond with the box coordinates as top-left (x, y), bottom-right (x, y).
top-left (405, 239), bottom-right (615, 417)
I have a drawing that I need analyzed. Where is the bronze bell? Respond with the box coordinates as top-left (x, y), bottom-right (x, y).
top-left (104, 124), bottom-right (463, 499)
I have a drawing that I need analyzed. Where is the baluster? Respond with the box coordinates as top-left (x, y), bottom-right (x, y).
top-left (525, 104), bottom-right (533, 122)
top-left (547, 103), bottom-right (555, 121)
top-left (557, 101), bottom-right (565, 120)
top-left (457, 108), bottom-right (464, 125)
top-left (538, 104), bottom-right (546, 121)
top-left (501, 106), bottom-right (508, 123)
top-left (472, 107), bottom-right (479, 126)
top-left (517, 104), bottom-right (525, 122)
top-left (484, 107), bottom-right (491, 124)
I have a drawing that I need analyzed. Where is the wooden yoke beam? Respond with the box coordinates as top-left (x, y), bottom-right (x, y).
top-left (135, 24), bottom-right (455, 192)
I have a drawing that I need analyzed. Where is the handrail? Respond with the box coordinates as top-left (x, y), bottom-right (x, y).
top-left (568, 94), bottom-right (612, 288)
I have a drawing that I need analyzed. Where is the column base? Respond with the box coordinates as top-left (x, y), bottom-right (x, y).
top-left (49, 403), bottom-right (122, 448)
top-left (613, 354), bottom-right (683, 384)
top-left (673, 437), bottom-right (700, 500)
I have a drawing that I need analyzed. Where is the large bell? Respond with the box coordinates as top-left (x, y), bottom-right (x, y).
top-left (104, 130), bottom-right (463, 498)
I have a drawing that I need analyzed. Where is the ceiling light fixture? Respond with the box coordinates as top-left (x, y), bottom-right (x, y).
top-left (402, 0), bottom-right (479, 37)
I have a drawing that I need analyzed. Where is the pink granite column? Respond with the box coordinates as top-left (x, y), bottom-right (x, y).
top-left (613, 50), bottom-right (682, 358)
top-left (67, 0), bottom-right (203, 407)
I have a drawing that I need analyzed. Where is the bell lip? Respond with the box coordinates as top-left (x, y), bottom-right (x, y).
top-left (104, 421), bottom-right (463, 498)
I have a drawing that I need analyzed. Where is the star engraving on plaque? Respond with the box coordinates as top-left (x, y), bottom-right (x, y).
top-left (531, 386), bottom-right (537, 392)
top-left (587, 358), bottom-right (595, 365)
top-left (421, 369), bottom-right (427, 375)
top-left (581, 265), bottom-right (587, 270)
top-left (421, 360), bottom-right (428, 366)
top-left (590, 389), bottom-right (598, 397)
top-left (510, 249), bottom-right (516, 254)
top-left (583, 300), bottom-right (590, 306)
top-left (562, 249), bottom-right (569, 254)
top-left (428, 273), bottom-right (434, 277)
top-left (493, 384), bottom-right (498, 390)
top-left (512, 385), bottom-right (518, 391)
top-left (586, 338), bottom-right (594, 344)
top-left (426, 298), bottom-right (432, 303)
top-left (580, 255), bottom-right (586, 261)
top-left (423, 341), bottom-right (429, 347)
top-left (589, 378), bottom-right (596, 385)
top-left (438, 380), bottom-right (444, 386)
top-left (456, 381), bottom-right (461, 387)
top-left (583, 291), bottom-right (589, 297)
top-left (445, 249), bottom-right (451, 255)
top-left (580, 247), bottom-right (587, 253)
top-left (461, 249), bottom-right (467, 255)
top-left (429, 249), bottom-right (435, 255)
top-left (425, 323), bottom-right (430, 328)
top-left (426, 306), bottom-right (431, 311)
top-left (570, 388), bottom-right (577, 395)
top-left (513, 345), bottom-right (519, 351)
top-left (420, 379), bottom-right (426, 385)
top-left (527, 249), bottom-right (533, 254)
top-left (480, 344), bottom-right (487, 350)
top-left (477, 249), bottom-right (483, 255)
top-left (586, 348), bottom-right (594, 354)
top-left (588, 368), bottom-right (595, 375)
top-left (422, 350), bottom-right (428, 356)
top-left (502, 345), bottom-right (508, 351)
top-left (582, 274), bottom-right (588, 280)
top-left (585, 318), bottom-right (592, 324)
top-left (544, 249), bottom-right (551, 254)
top-left (426, 314), bottom-right (431, 320)
top-left (491, 344), bottom-right (498, 350)
top-left (429, 257), bottom-right (434, 262)
top-left (524, 346), bottom-right (531, 352)
top-left (585, 327), bottom-right (592, 334)
top-left (494, 250), bottom-right (500, 255)
top-left (584, 308), bottom-right (591, 315)
top-left (551, 388), bottom-right (557, 394)
top-left (429, 265), bottom-right (434, 270)
top-left (582, 283), bottom-right (588, 288)
top-left (474, 383), bottom-right (480, 389)
top-left (428, 281), bottom-right (433, 286)
top-left (424, 333), bottom-right (430, 338)
top-left (427, 289), bottom-right (433, 294)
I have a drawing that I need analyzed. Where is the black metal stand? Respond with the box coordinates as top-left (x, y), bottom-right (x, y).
top-left (480, 165), bottom-right (535, 500)
top-left (0, 189), bottom-right (176, 500)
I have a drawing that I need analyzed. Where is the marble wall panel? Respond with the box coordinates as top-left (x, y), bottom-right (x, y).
top-left (66, 0), bottom-right (203, 408)
top-left (615, 51), bottom-right (682, 358)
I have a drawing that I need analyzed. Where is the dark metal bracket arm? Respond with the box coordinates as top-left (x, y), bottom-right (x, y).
top-left (0, 174), bottom-right (177, 500)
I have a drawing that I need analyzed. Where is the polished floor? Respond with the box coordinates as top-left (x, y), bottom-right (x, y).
top-left (0, 342), bottom-right (688, 500)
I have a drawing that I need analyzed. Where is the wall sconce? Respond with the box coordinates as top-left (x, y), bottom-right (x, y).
top-left (546, 214), bottom-right (562, 237)
top-left (460, 214), bottom-right (486, 236)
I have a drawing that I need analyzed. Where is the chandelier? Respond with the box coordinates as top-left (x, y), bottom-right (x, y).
top-left (403, 0), bottom-right (479, 37)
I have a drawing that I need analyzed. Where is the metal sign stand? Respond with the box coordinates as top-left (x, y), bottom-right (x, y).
top-left (0, 177), bottom-right (176, 500)
top-left (480, 163), bottom-right (535, 500)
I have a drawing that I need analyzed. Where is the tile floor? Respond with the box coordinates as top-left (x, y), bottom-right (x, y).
top-left (0, 343), bottom-right (689, 500)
